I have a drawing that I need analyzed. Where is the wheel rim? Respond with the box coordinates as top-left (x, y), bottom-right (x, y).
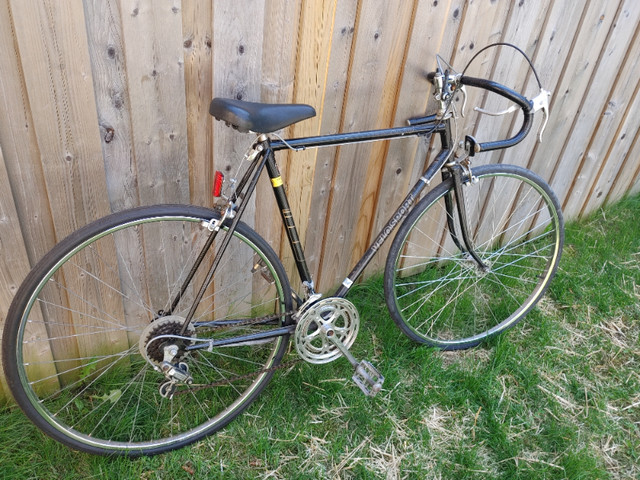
top-left (391, 170), bottom-right (562, 347)
top-left (13, 212), bottom-right (288, 452)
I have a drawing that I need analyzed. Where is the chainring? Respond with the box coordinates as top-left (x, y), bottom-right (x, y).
top-left (294, 297), bottom-right (359, 364)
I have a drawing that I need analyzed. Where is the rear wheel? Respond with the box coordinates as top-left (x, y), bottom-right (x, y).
top-left (384, 164), bottom-right (564, 350)
top-left (2, 205), bottom-right (292, 455)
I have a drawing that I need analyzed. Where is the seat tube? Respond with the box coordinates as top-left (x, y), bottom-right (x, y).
top-left (264, 145), bottom-right (313, 285)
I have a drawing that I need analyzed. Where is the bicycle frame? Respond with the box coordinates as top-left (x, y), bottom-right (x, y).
top-left (180, 115), bottom-right (462, 349)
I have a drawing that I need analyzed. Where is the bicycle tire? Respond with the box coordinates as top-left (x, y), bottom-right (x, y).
top-left (384, 164), bottom-right (564, 350)
top-left (2, 204), bottom-right (292, 456)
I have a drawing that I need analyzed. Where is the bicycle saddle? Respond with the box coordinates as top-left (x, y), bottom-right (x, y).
top-left (209, 98), bottom-right (316, 133)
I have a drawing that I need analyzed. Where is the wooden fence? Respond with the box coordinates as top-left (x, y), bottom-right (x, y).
top-left (1, 0), bottom-right (640, 398)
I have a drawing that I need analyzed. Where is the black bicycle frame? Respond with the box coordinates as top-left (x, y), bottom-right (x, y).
top-left (182, 114), bottom-right (475, 351)
top-left (179, 73), bottom-right (537, 351)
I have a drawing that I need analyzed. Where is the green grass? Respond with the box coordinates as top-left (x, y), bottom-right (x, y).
top-left (2, 194), bottom-right (639, 479)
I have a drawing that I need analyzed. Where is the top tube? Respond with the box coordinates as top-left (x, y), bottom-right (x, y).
top-left (269, 119), bottom-right (443, 152)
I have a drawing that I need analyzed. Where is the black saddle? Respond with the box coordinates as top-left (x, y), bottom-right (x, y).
top-left (209, 98), bottom-right (316, 133)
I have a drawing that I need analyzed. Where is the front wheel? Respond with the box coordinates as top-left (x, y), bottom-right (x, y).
top-left (2, 205), bottom-right (292, 455)
top-left (384, 164), bottom-right (564, 350)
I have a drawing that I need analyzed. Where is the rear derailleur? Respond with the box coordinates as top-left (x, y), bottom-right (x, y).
top-left (157, 344), bottom-right (193, 399)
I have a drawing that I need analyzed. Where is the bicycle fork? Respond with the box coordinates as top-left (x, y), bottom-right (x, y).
top-left (444, 163), bottom-right (489, 272)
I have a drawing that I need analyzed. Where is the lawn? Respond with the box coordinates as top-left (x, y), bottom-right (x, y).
top-left (1, 194), bottom-right (638, 479)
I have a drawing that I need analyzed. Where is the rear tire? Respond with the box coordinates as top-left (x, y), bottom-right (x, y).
top-left (3, 205), bottom-right (292, 455)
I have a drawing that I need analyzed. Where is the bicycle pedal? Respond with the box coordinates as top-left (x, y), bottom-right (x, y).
top-left (352, 360), bottom-right (384, 397)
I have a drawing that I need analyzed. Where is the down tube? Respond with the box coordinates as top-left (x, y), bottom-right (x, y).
top-left (334, 148), bottom-right (451, 298)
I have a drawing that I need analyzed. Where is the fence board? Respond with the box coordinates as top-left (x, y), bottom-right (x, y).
top-left (119, 0), bottom-right (190, 207)
top-left (182, 1), bottom-right (214, 209)
top-left (259, 0), bottom-right (302, 265)
top-left (282, 0), bottom-right (336, 285)
top-left (317, 0), bottom-right (414, 290)
top-left (510, 1), bottom-right (588, 178)
top-left (365, 0), bottom-right (462, 276)
top-left (0, 146), bottom-right (58, 398)
top-left (450, 0), bottom-right (511, 140)
top-left (572, 6), bottom-right (640, 217)
top-left (538, 0), bottom-right (617, 215)
top-left (606, 108), bottom-right (640, 204)
top-left (6, 0), bottom-right (130, 366)
top-left (83, 0), bottom-right (138, 213)
top-left (298, 0), bottom-right (358, 285)
top-left (470, 0), bottom-right (553, 246)
top-left (0, 0), bottom-right (57, 267)
top-left (8, 0), bottom-right (111, 237)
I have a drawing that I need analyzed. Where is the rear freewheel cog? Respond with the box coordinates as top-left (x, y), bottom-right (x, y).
top-left (294, 297), bottom-right (359, 364)
top-left (138, 316), bottom-right (196, 368)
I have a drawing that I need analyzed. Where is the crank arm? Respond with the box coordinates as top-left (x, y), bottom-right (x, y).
top-left (320, 322), bottom-right (384, 396)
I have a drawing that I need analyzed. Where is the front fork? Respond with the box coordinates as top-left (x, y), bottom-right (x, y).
top-left (443, 162), bottom-right (488, 271)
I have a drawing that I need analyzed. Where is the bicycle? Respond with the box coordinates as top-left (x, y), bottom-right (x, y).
top-left (2, 45), bottom-right (564, 456)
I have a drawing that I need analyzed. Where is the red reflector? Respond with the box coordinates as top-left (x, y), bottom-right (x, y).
top-left (213, 171), bottom-right (224, 197)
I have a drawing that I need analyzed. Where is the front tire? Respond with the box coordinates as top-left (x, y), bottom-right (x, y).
top-left (384, 164), bottom-right (564, 350)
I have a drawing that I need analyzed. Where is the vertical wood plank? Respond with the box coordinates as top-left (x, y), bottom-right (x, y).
top-left (468, 1), bottom-right (555, 245)
top-left (299, 0), bottom-right (359, 285)
top-left (0, 146), bottom-right (58, 397)
top-left (366, 0), bottom-right (465, 276)
top-left (119, 0), bottom-right (190, 207)
top-left (84, 0), bottom-right (139, 212)
top-left (502, 1), bottom-right (589, 178)
top-left (9, 0), bottom-right (112, 237)
top-left (212, 0), bottom-right (265, 310)
top-left (606, 122), bottom-right (640, 203)
top-left (472, 0), bottom-right (553, 165)
top-left (281, 0), bottom-right (335, 286)
top-left (586, 79), bottom-right (640, 211)
top-left (258, 0), bottom-right (302, 268)
top-left (8, 0), bottom-right (130, 364)
top-left (212, 0), bottom-right (265, 220)
top-left (531, 0), bottom-right (619, 218)
top-left (563, 3), bottom-right (640, 217)
top-left (448, 0), bottom-right (511, 139)
top-left (118, 0), bottom-right (192, 313)
top-left (182, 1), bottom-right (214, 209)
top-left (0, 0), bottom-right (57, 266)
top-left (317, 0), bottom-right (414, 291)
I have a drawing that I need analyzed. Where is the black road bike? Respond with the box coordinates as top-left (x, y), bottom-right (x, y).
top-left (2, 48), bottom-right (564, 455)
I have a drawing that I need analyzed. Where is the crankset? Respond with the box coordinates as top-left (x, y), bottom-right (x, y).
top-left (294, 297), bottom-right (384, 396)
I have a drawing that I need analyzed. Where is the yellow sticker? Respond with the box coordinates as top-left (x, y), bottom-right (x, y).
top-left (271, 176), bottom-right (283, 188)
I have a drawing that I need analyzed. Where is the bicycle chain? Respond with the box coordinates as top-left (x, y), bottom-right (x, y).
top-left (173, 310), bottom-right (300, 396)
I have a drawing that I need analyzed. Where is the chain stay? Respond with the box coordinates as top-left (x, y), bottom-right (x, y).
top-left (173, 309), bottom-right (298, 396)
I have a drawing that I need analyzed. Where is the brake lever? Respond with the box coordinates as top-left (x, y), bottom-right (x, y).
top-left (472, 87), bottom-right (550, 142)
top-left (473, 104), bottom-right (518, 117)
top-left (531, 88), bottom-right (551, 142)
top-left (459, 84), bottom-right (467, 117)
